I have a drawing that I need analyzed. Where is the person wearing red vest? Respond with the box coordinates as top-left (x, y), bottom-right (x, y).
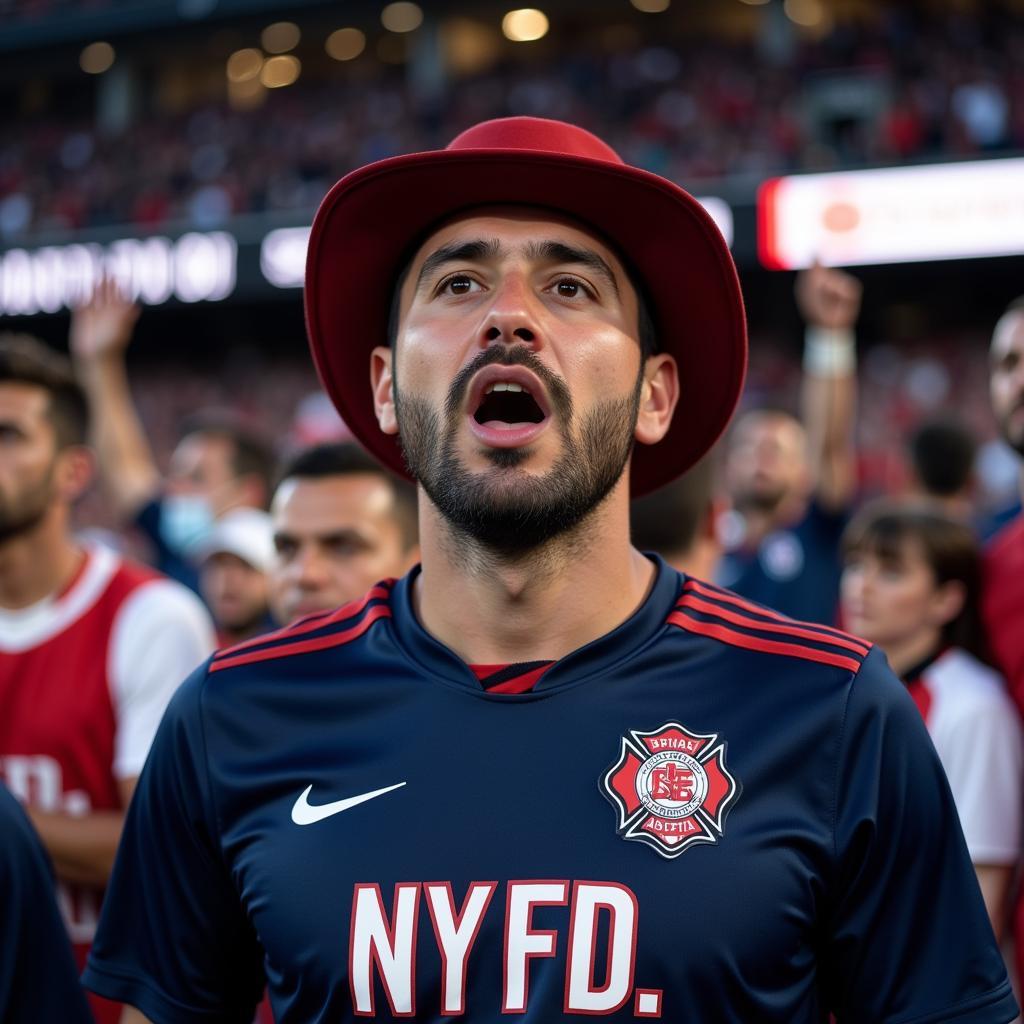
top-left (0, 334), bottom-right (214, 1023)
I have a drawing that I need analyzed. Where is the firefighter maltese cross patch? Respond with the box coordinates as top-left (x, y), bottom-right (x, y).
top-left (600, 722), bottom-right (741, 859)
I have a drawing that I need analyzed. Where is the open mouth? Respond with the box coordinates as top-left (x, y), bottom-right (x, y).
top-left (473, 381), bottom-right (546, 427)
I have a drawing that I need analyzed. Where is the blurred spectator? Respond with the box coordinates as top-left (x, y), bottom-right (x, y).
top-left (0, 334), bottom-right (214, 1024)
top-left (629, 454), bottom-right (721, 580)
top-left (70, 280), bottom-right (276, 593)
top-left (196, 508), bottom-right (275, 647)
top-left (268, 443), bottom-right (418, 625)
top-left (841, 501), bottom-right (1021, 940)
top-left (718, 263), bottom-right (861, 622)
top-left (906, 415), bottom-right (978, 521)
top-left (0, 781), bottom-right (93, 1024)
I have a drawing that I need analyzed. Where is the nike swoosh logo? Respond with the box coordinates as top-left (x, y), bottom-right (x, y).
top-left (291, 781), bottom-right (407, 826)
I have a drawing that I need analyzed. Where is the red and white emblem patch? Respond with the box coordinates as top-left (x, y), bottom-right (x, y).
top-left (600, 722), bottom-right (740, 859)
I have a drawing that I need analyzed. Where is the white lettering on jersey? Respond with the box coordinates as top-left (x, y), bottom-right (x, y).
top-left (349, 882), bottom-right (420, 1017)
top-left (502, 880), bottom-right (570, 1013)
top-left (424, 882), bottom-right (497, 1015)
top-left (1, 754), bottom-right (63, 809)
top-left (564, 882), bottom-right (639, 1013)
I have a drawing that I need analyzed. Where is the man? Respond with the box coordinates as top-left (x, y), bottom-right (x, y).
top-left (629, 454), bottom-right (722, 580)
top-left (0, 782), bottom-right (93, 1023)
top-left (907, 415), bottom-right (978, 522)
top-left (0, 336), bottom-right (214, 1024)
top-left (70, 280), bottom-right (276, 592)
top-left (269, 442), bottom-right (418, 625)
top-left (197, 507), bottom-right (275, 645)
top-left (85, 118), bottom-right (1015, 1022)
top-left (718, 262), bottom-right (861, 623)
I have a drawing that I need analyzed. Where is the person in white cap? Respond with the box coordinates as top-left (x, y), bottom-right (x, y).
top-left (197, 507), bottom-right (275, 646)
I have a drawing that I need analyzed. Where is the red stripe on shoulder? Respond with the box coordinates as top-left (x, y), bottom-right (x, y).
top-left (210, 603), bottom-right (391, 673)
top-left (680, 578), bottom-right (870, 654)
top-left (676, 592), bottom-right (870, 657)
top-left (667, 612), bottom-right (863, 674)
top-left (213, 581), bottom-right (394, 662)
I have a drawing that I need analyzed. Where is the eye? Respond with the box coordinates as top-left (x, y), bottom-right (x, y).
top-left (551, 276), bottom-right (593, 300)
top-left (438, 274), bottom-right (481, 296)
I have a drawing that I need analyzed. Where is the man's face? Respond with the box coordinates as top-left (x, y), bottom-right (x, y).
top-left (269, 473), bottom-right (412, 624)
top-left (725, 412), bottom-right (810, 516)
top-left (0, 383), bottom-right (61, 542)
top-left (199, 552), bottom-right (269, 636)
top-left (990, 311), bottom-right (1024, 458)
top-left (167, 433), bottom-right (241, 516)
top-left (379, 208), bottom-right (648, 553)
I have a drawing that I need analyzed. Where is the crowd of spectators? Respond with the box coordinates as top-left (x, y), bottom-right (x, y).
top-left (2, 3), bottom-right (1024, 240)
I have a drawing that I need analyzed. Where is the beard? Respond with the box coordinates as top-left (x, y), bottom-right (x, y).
top-left (732, 482), bottom-right (789, 517)
top-left (395, 345), bottom-right (641, 556)
top-left (0, 468), bottom-right (54, 544)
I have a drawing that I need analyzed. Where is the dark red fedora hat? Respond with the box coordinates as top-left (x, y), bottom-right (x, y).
top-left (304, 116), bottom-right (747, 497)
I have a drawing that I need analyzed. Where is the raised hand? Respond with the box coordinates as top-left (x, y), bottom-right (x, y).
top-left (70, 277), bottom-right (141, 362)
top-left (795, 261), bottom-right (862, 330)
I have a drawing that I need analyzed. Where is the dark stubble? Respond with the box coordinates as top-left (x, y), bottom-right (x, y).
top-left (0, 462), bottom-right (54, 544)
top-left (395, 345), bottom-right (642, 556)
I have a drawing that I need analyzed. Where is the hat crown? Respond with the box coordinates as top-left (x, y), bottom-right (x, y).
top-left (445, 116), bottom-right (623, 165)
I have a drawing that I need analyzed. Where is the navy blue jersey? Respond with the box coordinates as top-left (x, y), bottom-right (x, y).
top-left (0, 783), bottom-right (93, 1024)
top-left (85, 560), bottom-right (1015, 1023)
top-left (717, 499), bottom-right (847, 624)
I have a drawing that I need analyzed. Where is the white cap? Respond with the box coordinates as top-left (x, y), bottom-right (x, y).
top-left (196, 508), bottom-right (275, 573)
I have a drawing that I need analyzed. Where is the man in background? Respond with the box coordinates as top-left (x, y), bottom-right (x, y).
top-left (718, 262), bottom-right (860, 622)
top-left (0, 335), bottom-right (214, 1024)
top-left (70, 280), bottom-right (276, 593)
top-left (268, 442), bottom-right (418, 625)
top-left (629, 454), bottom-right (721, 580)
top-left (197, 508), bottom-right (275, 646)
top-left (906, 415), bottom-right (978, 522)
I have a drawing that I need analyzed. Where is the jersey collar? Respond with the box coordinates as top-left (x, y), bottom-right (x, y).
top-left (388, 555), bottom-right (684, 697)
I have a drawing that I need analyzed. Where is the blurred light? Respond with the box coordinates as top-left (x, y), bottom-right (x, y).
top-left (381, 2), bottom-right (423, 33)
top-left (376, 34), bottom-right (408, 63)
top-left (783, 0), bottom-right (823, 26)
top-left (440, 18), bottom-right (501, 75)
top-left (261, 227), bottom-right (311, 288)
top-left (226, 48), bottom-right (263, 82)
top-left (502, 9), bottom-right (549, 42)
top-left (261, 21), bottom-right (301, 54)
top-left (227, 76), bottom-right (267, 110)
top-left (260, 55), bottom-right (301, 88)
top-left (326, 27), bottom-right (366, 61)
top-left (80, 42), bottom-right (115, 74)
top-left (630, 0), bottom-right (670, 12)
top-left (738, 0), bottom-right (771, 5)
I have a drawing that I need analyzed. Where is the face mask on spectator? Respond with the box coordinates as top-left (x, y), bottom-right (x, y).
top-left (161, 493), bottom-right (215, 553)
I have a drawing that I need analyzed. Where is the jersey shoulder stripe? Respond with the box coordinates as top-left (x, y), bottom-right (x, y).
top-left (209, 581), bottom-right (395, 674)
top-left (668, 579), bottom-right (870, 674)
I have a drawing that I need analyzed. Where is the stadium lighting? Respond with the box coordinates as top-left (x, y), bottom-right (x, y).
top-left (630, 0), bottom-right (670, 12)
top-left (502, 9), bottom-right (549, 42)
top-left (79, 42), bottom-right (115, 75)
top-left (783, 0), bottom-right (824, 26)
top-left (260, 55), bottom-right (301, 88)
top-left (381, 2), bottom-right (423, 33)
top-left (261, 22), bottom-right (301, 54)
top-left (326, 28), bottom-right (367, 61)
top-left (226, 48), bottom-right (263, 83)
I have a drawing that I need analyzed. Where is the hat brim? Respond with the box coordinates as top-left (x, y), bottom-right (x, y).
top-left (305, 148), bottom-right (747, 497)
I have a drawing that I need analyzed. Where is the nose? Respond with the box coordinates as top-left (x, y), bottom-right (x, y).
top-left (478, 274), bottom-right (541, 351)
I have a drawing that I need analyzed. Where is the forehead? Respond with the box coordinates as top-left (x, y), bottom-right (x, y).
top-left (992, 310), bottom-right (1024, 361)
top-left (0, 381), bottom-right (50, 421)
top-left (408, 205), bottom-right (628, 277)
top-left (732, 412), bottom-right (804, 446)
top-left (273, 474), bottom-right (396, 531)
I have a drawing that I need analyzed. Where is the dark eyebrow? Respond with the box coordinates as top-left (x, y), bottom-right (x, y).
top-left (415, 239), bottom-right (504, 291)
top-left (525, 240), bottom-right (620, 298)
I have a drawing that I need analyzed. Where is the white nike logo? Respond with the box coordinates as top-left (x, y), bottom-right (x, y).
top-left (291, 781), bottom-right (407, 825)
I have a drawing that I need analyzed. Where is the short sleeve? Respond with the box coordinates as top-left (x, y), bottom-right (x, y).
top-left (0, 784), bottom-right (93, 1024)
top-left (83, 664), bottom-right (265, 1024)
top-left (822, 648), bottom-right (1018, 1024)
top-left (109, 578), bottom-right (216, 779)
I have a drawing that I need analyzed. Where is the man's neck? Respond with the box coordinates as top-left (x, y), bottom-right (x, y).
top-left (0, 516), bottom-right (84, 610)
top-left (414, 480), bottom-right (656, 665)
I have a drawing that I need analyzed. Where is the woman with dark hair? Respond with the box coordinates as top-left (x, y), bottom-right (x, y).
top-left (841, 501), bottom-right (1022, 939)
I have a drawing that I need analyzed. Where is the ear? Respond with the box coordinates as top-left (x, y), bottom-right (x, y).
top-left (370, 346), bottom-right (398, 437)
top-left (55, 445), bottom-right (95, 504)
top-left (929, 579), bottom-right (966, 629)
top-left (634, 352), bottom-right (679, 447)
